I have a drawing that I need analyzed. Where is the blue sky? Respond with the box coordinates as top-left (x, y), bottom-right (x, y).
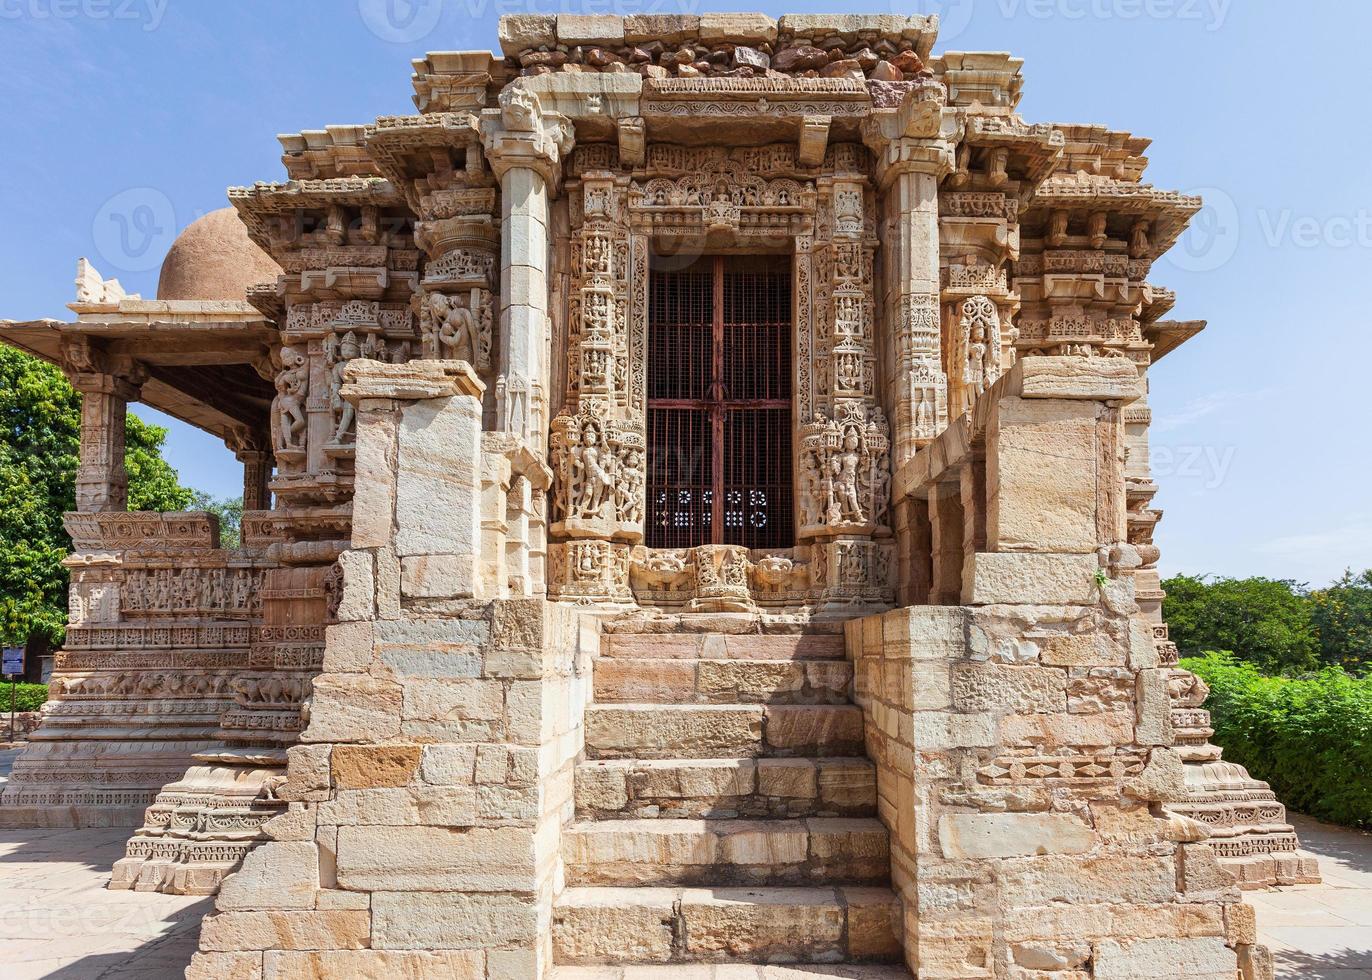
top-left (1, 1), bottom-right (1368, 586)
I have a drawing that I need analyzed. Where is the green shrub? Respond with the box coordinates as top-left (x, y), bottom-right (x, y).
top-left (0, 681), bottom-right (49, 712)
top-left (1182, 652), bottom-right (1372, 829)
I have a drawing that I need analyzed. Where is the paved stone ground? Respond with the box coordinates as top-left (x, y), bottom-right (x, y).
top-left (0, 791), bottom-right (1364, 978)
top-left (1254, 814), bottom-right (1372, 979)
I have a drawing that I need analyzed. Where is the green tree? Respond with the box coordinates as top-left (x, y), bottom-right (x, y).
top-left (189, 490), bottom-right (244, 549)
top-left (1162, 573), bottom-right (1319, 675)
top-left (0, 347), bottom-right (193, 648)
top-left (1310, 569), bottom-right (1372, 673)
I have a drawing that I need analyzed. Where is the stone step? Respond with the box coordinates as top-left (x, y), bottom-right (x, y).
top-left (575, 758), bottom-right (877, 820)
top-left (584, 705), bottom-right (866, 760)
top-left (554, 968), bottom-right (911, 980)
top-left (553, 885), bottom-right (904, 966)
top-left (600, 633), bottom-right (846, 662)
top-left (563, 818), bottom-right (890, 887)
top-left (593, 658), bottom-right (853, 705)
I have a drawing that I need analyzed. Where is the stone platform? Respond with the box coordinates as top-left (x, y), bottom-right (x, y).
top-left (0, 814), bottom-right (1366, 978)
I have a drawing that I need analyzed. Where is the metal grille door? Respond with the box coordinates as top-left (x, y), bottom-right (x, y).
top-left (647, 256), bottom-right (793, 549)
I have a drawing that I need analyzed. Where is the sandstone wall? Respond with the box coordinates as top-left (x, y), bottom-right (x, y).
top-left (188, 361), bottom-right (595, 979)
top-left (850, 356), bottom-right (1272, 979)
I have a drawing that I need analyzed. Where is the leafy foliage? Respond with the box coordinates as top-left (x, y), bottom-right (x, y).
top-left (1183, 652), bottom-right (1372, 829)
top-left (1165, 571), bottom-right (1372, 675)
top-left (0, 347), bottom-right (193, 646)
top-left (1310, 569), bottom-right (1372, 673)
top-left (1163, 574), bottom-right (1319, 675)
top-left (190, 491), bottom-right (244, 549)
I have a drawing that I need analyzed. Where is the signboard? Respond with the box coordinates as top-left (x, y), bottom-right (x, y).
top-left (2, 647), bottom-right (23, 677)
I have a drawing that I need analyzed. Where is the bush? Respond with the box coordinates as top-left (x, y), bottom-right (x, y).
top-left (0, 681), bottom-right (49, 712)
top-left (1183, 652), bottom-right (1372, 829)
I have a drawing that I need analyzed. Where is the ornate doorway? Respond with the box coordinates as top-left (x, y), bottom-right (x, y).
top-left (646, 255), bottom-right (793, 550)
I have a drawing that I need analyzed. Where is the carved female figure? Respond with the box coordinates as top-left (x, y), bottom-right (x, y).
top-left (328, 331), bottom-right (361, 444)
top-left (271, 346), bottom-right (308, 453)
top-left (836, 428), bottom-right (864, 522)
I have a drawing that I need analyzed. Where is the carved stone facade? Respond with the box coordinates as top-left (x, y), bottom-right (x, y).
top-left (0, 12), bottom-right (1309, 980)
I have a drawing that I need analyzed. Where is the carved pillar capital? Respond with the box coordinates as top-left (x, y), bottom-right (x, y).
top-left (479, 86), bottom-right (575, 194)
top-left (60, 342), bottom-right (146, 513)
top-left (862, 82), bottom-right (962, 190)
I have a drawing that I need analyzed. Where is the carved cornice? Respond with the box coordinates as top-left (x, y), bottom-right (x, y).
top-left (641, 76), bottom-right (870, 119)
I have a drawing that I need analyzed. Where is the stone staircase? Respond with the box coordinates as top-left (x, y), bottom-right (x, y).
top-left (553, 619), bottom-right (910, 974)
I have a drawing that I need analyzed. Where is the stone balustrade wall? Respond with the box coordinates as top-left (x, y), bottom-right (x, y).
top-left (188, 359), bottom-right (596, 979)
top-left (846, 356), bottom-right (1272, 980)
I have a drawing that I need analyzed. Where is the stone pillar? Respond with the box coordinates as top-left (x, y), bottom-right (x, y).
top-left (229, 428), bottom-right (273, 512)
top-left (928, 481), bottom-right (963, 606)
top-left (864, 79), bottom-right (960, 469)
top-left (481, 84), bottom-right (574, 452)
top-left (62, 342), bottom-right (146, 513)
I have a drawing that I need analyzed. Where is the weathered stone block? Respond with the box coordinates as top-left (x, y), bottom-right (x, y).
top-left (499, 14), bottom-right (556, 54)
top-left (303, 676), bottom-right (403, 743)
top-left (623, 13), bottom-right (699, 43)
top-left (556, 14), bottom-right (624, 44)
top-left (331, 744), bottom-right (421, 790)
top-left (334, 550), bottom-right (375, 623)
top-left (1093, 937), bottom-right (1235, 979)
top-left (553, 887), bottom-right (676, 964)
top-left (186, 952), bottom-right (262, 980)
top-left (951, 663), bottom-right (1067, 712)
top-left (400, 554), bottom-right (475, 600)
top-left (968, 552), bottom-right (1101, 605)
top-left (263, 950), bottom-right (483, 979)
top-left (336, 825), bottom-right (535, 892)
top-left (419, 744), bottom-right (477, 786)
top-left (394, 396), bottom-right (481, 559)
top-left (371, 891), bottom-right (538, 949)
top-left (939, 812), bottom-right (1095, 859)
top-left (987, 396), bottom-right (1101, 553)
top-left (698, 12), bottom-right (777, 42)
top-left (199, 910), bottom-right (370, 952)
top-left (216, 841), bottom-right (319, 912)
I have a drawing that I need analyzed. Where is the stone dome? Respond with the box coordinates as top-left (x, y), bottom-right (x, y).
top-left (156, 207), bottom-right (281, 302)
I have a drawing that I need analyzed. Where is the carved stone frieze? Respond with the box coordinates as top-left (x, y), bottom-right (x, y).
top-left (549, 404), bottom-right (644, 542)
top-left (798, 405), bottom-right (891, 539)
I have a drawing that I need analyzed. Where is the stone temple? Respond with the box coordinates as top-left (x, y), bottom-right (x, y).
top-left (0, 12), bottom-right (1322, 979)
